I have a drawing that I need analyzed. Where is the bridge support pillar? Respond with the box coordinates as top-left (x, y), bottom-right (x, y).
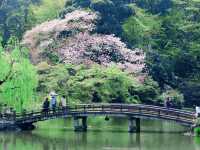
top-left (128, 118), bottom-right (134, 133)
top-left (73, 116), bottom-right (87, 132)
top-left (128, 117), bottom-right (140, 133)
top-left (82, 116), bottom-right (87, 131)
top-left (136, 118), bottom-right (141, 133)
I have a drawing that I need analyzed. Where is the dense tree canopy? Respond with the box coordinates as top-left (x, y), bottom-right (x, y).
top-left (0, 0), bottom-right (30, 43)
top-left (146, 1), bottom-right (200, 106)
top-left (0, 0), bottom-right (200, 110)
top-left (0, 0), bottom-right (67, 44)
top-left (60, 0), bottom-right (200, 106)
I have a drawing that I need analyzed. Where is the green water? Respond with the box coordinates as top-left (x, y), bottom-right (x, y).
top-left (0, 117), bottom-right (200, 150)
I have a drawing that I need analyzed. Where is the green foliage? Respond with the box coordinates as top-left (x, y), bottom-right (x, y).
top-left (0, 37), bottom-right (38, 111)
top-left (145, 1), bottom-right (200, 106)
top-left (63, 0), bottom-right (133, 37)
top-left (42, 48), bottom-right (60, 65)
top-left (1, 0), bottom-right (200, 109)
top-left (180, 79), bottom-right (200, 107)
top-left (0, 37), bottom-right (3, 53)
top-left (160, 89), bottom-right (184, 108)
top-left (37, 64), bottom-right (139, 104)
top-left (0, 0), bottom-right (67, 43)
top-left (0, 0), bottom-right (35, 43)
top-left (28, 0), bottom-right (67, 25)
top-left (195, 127), bottom-right (200, 137)
top-left (135, 0), bottom-right (172, 14)
top-left (37, 64), bottom-right (160, 105)
top-left (123, 16), bottom-right (145, 47)
top-left (128, 77), bottom-right (160, 104)
top-left (31, 0), bottom-right (200, 108)
top-left (66, 65), bottom-right (139, 104)
top-left (37, 62), bottom-right (70, 94)
top-left (123, 4), bottom-right (161, 48)
top-left (72, 0), bottom-right (90, 7)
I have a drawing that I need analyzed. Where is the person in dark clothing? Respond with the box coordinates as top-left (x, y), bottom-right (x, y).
top-left (42, 97), bottom-right (50, 116)
top-left (165, 97), bottom-right (171, 109)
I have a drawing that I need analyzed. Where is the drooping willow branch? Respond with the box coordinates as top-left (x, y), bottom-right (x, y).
top-left (0, 59), bottom-right (15, 86)
top-left (0, 86), bottom-right (20, 93)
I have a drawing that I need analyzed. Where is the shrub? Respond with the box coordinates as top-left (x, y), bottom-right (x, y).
top-left (128, 77), bottom-right (160, 105)
top-left (160, 89), bottom-right (184, 108)
top-left (37, 64), bottom-right (143, 104)
top-left (195, 127), bottom-right (200, 137)
top-left (66, 65), bottom-right (140, 104)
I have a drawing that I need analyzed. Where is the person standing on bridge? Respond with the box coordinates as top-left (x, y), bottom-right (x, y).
top-left (59, 95), bottom-right (67, 114)
top-left (50, 91), bottom-right (58, 113)
top-left (165, 97), bottom-right (171, 109)
top-left (42, 97), bottom-right (50, 116)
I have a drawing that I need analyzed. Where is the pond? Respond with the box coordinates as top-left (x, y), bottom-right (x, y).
top-left (0, 117), bottom-right (199, 150)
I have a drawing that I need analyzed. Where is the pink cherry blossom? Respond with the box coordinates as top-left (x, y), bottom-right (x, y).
top-left (22, 10), bottom-right (146, 82)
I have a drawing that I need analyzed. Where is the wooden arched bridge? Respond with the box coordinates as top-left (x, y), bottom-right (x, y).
top-left (0, 104), bottom-right (198, 132)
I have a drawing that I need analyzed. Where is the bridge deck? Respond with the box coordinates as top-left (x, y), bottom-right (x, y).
top-left (5, 104), bottom-right (197, 127)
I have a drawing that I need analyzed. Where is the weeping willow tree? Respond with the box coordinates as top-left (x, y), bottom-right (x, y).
top-left (0, 37), bottom-right (38, 111)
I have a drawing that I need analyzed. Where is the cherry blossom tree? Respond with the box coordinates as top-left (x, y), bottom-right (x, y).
top-left (23, 10), bottom-right (146, 80)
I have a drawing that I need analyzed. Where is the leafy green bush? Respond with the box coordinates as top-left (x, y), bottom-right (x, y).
top-left (195, 127), bottom-right (200, 137)
top-left (128, 77), bottom-right (160, 105)
top-left (37, 64), bottom-right (144, 104)
top-left (160, 89), bottom-right (184, 108)
top-left (68, 65), bottom-right (140, 104)
top-left (37, 63), bottom-right (161, 105)
top-left (37, 63), bottom-right (70, 94)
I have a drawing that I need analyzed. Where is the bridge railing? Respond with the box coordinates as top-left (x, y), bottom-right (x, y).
top-left (3, 103), bottom-right (197, 125)
top-left (69, 104), bottom-right (196, 122)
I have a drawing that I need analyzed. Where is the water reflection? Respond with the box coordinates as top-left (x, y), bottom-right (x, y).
top-left (0, 119), bottom-right (199, 150)
top-left (0, 131), bottom-right (142, 150)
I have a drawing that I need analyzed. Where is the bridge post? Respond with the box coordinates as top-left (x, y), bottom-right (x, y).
top-left (136, 118), bottom-right (140, 133)
top-left (82, 116), bottom-right (87, 132)
top-left (73, 116), bottom-right (87, 132)
top-left (73, 117), bottom-right (79, 131)
top-left (128, 117), bottom-right (135, 133)
top-left (128, 117), bottom-right (140, 133)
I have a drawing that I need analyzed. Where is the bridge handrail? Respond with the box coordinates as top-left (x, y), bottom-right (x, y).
top-left (0, 103), bottom-right (195, 127)
top-left (72, 103), bottom-right (196, 116)
top-left (13, 103), bottom-right (196, 119)
top-left (9, 103), bottom-right (197, 126)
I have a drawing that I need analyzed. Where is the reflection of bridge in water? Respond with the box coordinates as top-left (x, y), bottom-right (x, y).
top-left (0, 130), bottom-right (143, 150)
top-left (0, 104), bottom-right (198, 132)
